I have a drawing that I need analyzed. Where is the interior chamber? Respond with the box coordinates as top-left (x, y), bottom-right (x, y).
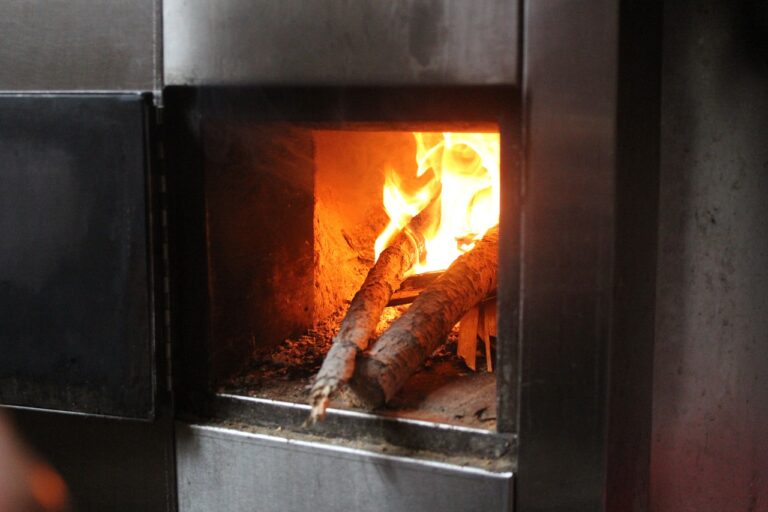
top-left (203, 122), bottom-right (501, 428)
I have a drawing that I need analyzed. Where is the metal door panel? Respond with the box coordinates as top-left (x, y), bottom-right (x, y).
top-left (0, 94), bottom-right (155, 419)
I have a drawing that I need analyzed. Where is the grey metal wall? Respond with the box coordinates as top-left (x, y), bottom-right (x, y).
top-left (653, 1), bottom-right (768, 510)
top-left (163, 0), bottom-right (518, 86)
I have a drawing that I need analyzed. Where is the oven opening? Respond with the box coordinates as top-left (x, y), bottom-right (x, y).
top-left (206, 123), bottom-right (500, 430)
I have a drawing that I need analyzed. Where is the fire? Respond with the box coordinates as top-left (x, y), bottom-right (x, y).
top-left (374, 132), bottom-right (500, 274)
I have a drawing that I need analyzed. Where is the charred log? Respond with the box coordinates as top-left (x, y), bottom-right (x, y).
top-left (350, 225), bottom-right (499, 407)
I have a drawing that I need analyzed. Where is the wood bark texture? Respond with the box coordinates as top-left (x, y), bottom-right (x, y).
top-left (350, 225), bottom-right (499, 407)
top-left (308, 205), bottom-right (435, 422)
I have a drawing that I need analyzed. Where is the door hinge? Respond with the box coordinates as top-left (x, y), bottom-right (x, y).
top-left (151, 104), bottom-right (174, 394)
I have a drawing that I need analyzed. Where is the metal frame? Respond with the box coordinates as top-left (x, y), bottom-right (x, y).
top-left (165, 86), bottom-right (522, 445)
top-left (515, 1), bottom-right (661, 509)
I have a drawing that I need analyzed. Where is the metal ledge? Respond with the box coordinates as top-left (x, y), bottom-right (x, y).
top-left (164, 0), bottom-right (518, 87)
top-left (205, 393), bottom-right (515, 460)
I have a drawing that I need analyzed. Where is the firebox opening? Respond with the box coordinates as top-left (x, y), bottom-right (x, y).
top-left (205, 122), bottom-right (500, 429)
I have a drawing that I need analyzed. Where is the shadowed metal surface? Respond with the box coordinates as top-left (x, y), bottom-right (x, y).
top-left (652, 1), bottom-right (768, 509)
top-left (176, 422), bottom-right (513, 512)
top-left (12, 410), bottom-right (176, 512)
top-left (163, 0), bottom-right (518, 86)
top-left (517, 0), bottom-right (662, 510)
top-left (517, 0), bottom-right (619, 509)
top-left (0, 0), bottom-right (160, 92)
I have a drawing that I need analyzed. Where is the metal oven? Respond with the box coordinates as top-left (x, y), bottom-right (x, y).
top-left (0, 1), bottom-right (661, 510)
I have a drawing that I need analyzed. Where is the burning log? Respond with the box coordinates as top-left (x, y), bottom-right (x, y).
top-left (308, 196), bottom-right (439, 422)
top-left (350, 225), bottom-right (499, 407)
top-left (387, 271), bottom-right (443, 306)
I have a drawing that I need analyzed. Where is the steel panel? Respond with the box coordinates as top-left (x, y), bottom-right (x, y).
top-left (652, 1), bottom-right (768, 509)
top-left (163, 0), bottom-right (518, 86)
top-left (517, 0), bottom-right (617, 510)
top-left (0, 0), bottom-right (159, 92)
top-left (0, 94), bottom-right (155, 419)
top-left (176, 422), bottom-right (513, 512)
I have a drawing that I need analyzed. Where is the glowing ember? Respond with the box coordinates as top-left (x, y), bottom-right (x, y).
top-left (374, 132), bottom-right (500, 274)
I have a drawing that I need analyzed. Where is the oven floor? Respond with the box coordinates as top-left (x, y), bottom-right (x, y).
top-left (222, 328), bottom-right (497, 429)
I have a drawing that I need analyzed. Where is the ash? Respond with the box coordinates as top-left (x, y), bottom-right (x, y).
top-left (222, 306), bottom-right (496, 428)
top-left (223, 305), bottom-right (458, 397)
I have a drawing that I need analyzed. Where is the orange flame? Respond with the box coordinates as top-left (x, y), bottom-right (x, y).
top-left (375, 132), bottom-right (500, 274)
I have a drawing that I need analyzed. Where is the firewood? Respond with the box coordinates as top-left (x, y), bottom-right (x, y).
top-left (308, 196), bottom-right (439, 423)
top-left (457, 299), bottom-right (496, 372)
top-left (457, 306), bottom-right (480, 371)
top-left (389, 271), bottom-right (496, 307)
top-left (387, 271), bottom-right (443, 306)
top-left (481, 299), bottom-right (496, 372)
top-left (387, 270), bottom-right (496, 308)
top-left (350, 225), bottom-right (499, 407)
top-left (483, 299), bottom-right (497, 337)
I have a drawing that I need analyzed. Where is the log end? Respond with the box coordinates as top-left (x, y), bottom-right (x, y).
top-left (308, 340), bottom-right (359, 423)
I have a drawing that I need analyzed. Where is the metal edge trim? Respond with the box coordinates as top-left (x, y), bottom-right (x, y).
top-left (0, 404), bottom-right (153, 423)
top-left (183, 422), bottom-right (514, 480)
top-left (0, 91), bottom-right (148, 97)
top-left (217, 393), bottom-right (502, 437)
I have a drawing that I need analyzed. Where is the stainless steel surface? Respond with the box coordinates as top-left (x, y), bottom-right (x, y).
top-left (652, 1), bottom-right (768, 509)
top-left (176, 422), bottom-right (513, 512)
top-left (0, 0), bottom-right (160, 92)
top-left (516, 0), bottom-right (660, 509)
top-left (209, 393), bottom-right (514, 459)
top-left (163, 0), bottom-right (518, 86)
